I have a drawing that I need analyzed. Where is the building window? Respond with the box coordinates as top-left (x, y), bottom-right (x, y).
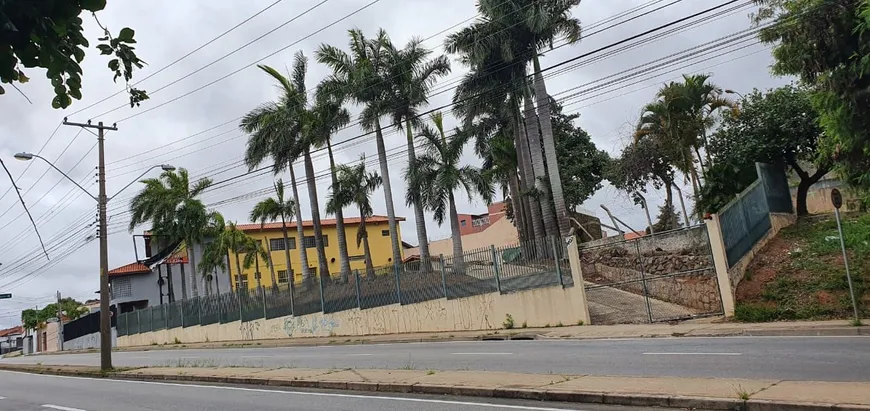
top-left (239, 274), bottom-right (249, 289)
top-left (349, 255), bottom-right (366, 261)
top-left (270, 237), bottom-right (296, 251)
top-left (113, 277), bottom-right (132, 298)
top-left (303, 235), bottom-right (328, 248)
top-left (381, 229), bottom-right (389, 236)
top-left (277, 270), bottom-right (290, 284)
top-left (461, 220), bottom-right (467, 227)
top-left (472, 216), bottom-right (490, 227)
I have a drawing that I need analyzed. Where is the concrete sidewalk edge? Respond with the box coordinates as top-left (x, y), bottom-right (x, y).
top-left (1, 364), bottom-right (867, 411)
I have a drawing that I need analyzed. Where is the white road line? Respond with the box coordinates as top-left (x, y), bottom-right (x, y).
top-left (240, 355), bottom-right (276, 358)
top-left (346, 353), bottom-right (375, 356)
top-left (3, 371), bottom-right (584, 411)
top-left (451, 352), bottom-right (513, 356)
top-left (42, 405), bottom-right (87, 411)
top-left (0, 396), bottom-right (6, 399)
top-left (642, 352), bottom-right (742, 356)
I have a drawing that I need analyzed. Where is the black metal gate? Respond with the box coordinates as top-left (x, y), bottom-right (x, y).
top-left (581, 225), bottom-right (723, 324)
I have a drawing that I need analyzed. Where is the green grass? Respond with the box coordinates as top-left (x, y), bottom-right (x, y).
top-left (736, 214), bottom-right (869, 322)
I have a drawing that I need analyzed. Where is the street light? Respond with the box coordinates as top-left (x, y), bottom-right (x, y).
top-left (14, 151), bottom-right (173, 370)
top-left (724, 89), bottom-right (745, 99)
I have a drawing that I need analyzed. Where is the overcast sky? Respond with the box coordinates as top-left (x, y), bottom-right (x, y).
top-left (0, 0), bottom-right (790, 328)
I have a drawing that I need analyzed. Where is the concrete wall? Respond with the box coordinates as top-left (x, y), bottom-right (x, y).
top-left (580, 225), bottom-right (709, 255)
top-left (407, 217), bottom-right (520, 258)
top-left (589, 264), bottom-right (720, 312)
top-left (64, 328), bottom-right (117, 351)
top-left (118, 241), bottom-right (591, 346)
top-left (791, 179), bottom-right (862, 214)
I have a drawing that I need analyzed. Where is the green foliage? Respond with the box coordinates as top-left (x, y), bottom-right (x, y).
top-left (734, 303), bottom-right (788, 322)
top-left (21, 298), bottom-right (88, 329)
top-left (503, 313), bottom-right (515, 329)
top-left (755, 0), bottom-right (870, 203)
top-left (608, 137), bottom-right (676, 206)
top-left (652, 202), bottom-right (682, 232)
top-left (0, 1), bottom-right (147, 107)
top-left (694, 161), bottom-right (758, 215)
top-left (550, 101), bottom-right (610, 211)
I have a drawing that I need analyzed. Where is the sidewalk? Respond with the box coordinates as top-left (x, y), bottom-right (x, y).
top-left (2, 363), bottom-right (868, 410)
top-left (103, 318), bottom-right (868, 352)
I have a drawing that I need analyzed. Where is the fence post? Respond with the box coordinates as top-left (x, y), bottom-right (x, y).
top-left (394, 263), bottom-right (403, 305)
top-left (439, 254), bottom-right (448, 299)
top-left (136, 310), bottom-right (141, 335)
top-left (318, 268), bottom-right (326, 313)
top-left (238, 289), bottom-right (243, 322)
top-left (197, 296), bottom-right (203, 326)
top-left (354, 269), bottom-right (362, 309)
top-left (262, 285), bottom-right (268, 320)
top-left (180, 299), bottom-right (185, 328)
top-left (491, 245), bottom-right (502, 293)
top-left (552, 236), bottom-right (564, 288)
top-left (706, 215), bottom-right (736, 317)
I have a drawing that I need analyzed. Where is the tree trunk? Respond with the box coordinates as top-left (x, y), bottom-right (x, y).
top-left (522, 85), bottom-right (559, 239)
top-left (374, 117), bottom-right (403, 267)
top-left (793, 162), bottom-right (829, 216)
top-left (214, 269), bottom-right (221, 296)
top-left (448, 191), bottom-right (464, 274)
top-left (255, 258), bottom-right (262, 290)
top-left (166, 263), bottom-right (175, 302)
top-left (288, 163), bottom-right (313, 283)
top-left (225, 251), bottom-right (233, 292)
top-left (359, 210), bottom-right (375, 278)
top-left (326, 139), bottom-right (351, 282)
top-left (265, 246), bottom-right (276, 289)
top-left (508, 173), bottom-right (526, 242)
top-left (304, 149), bottom-right (330, 280)
top-left (280, 214), bottom-right (294, 287)
top-left (188, 245), bottom-right (198, 298)
top-left (515, 109), bottom-right (546, 241)
top-left (533, 55), bottom-right (571, 238)
top-left (179, 261), bottom-right (187, 300)
top-left (405, 118), bottom-right (432, 272)
top-left (234, 253), bottom-right (244, 290)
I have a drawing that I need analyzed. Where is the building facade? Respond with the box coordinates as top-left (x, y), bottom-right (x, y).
top-left (456, 201), bottom-right (507, 237)
top-left (229, 215), bottom-right (403, 290)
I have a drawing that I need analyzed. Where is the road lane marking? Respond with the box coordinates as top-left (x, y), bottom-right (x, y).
top-left (42, 405), bottom-right (87, 411)
top-left (642, 352), bottom-right (742, 356)
top-left (5, 371), bottom-right (586, 411)
top-left (0, 396), bottom-right (6, 399)
top-left (451, 352), bottom-right (513, 355)
top-left (240, 355), bottom-right (276, 358)
top-left (346, 353), bottom-right (375, 356)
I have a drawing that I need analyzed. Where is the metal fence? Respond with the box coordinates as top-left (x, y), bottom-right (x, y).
top-left (720, 180), bottom-right (773, 268)
top-left (756, 162), bottom-right (793, 214)
top-left (116, 236), bottom-right (570, 337)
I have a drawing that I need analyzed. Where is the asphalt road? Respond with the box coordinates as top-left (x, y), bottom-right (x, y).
top-left (0, 370), bottom-right (657, 411)
top-left (4, 336), bottom-right (870, 381)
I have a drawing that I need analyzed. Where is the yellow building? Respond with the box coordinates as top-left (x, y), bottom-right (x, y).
top-left (228, 215), bottom-right (404, 289)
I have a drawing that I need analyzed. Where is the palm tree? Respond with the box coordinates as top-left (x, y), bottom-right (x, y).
top-left (129, 168), bottom-right (213, 299)
top-left (196, 210), bottom-right (227, 296)
top-left (250, 179), bottom-right (296, 288)
top-left (202, 221), bottom-right (250, 291)
top-left (384, 37), bottom-right (451, 271)
top-left (242, 237), bottom-right (272, 290)
top-left (407, 112), bottom-right (493, 273)
top-left (327, 155), bottom-right (383, 277)
top-left (308, 89), bottom-right (353, 282)
top-left (240, 61), bottom-right (314, 283)
top-left (317, 28), bottom-right (403, 269)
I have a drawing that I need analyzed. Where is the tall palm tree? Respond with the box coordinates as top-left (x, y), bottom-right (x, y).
top-left (195, 210), bottom-right (227, 296)
top-left (242, 237), bottom-right (272, 290)
top-left (407, 112), bottom-right (493, 272)
top-left (317, 28), bottom-right (403, 269)
top-left (308, 89), bottom-right (353, 281)
top-left (250, 179), bottom-right (296, 288)
top-left (240, 61), bottom-right (314, 283)
top-left (129, 168), bottom-right (213, 299)
top-left (327, 155), bottom-right (383, 277)
top-left (384, 37), bottom-right (451, 271)
top-left (201, 221), bottom-right (250, 291)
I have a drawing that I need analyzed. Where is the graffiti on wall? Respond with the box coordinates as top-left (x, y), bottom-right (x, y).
top-left (239, 320), bottom-right (261, 340)
top-left (283, 315), bottom-right (340, 337)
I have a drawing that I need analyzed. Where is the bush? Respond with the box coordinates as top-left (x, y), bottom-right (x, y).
top-left (502, 314), bottom-right (515, 329)
top-left (734, 303), bottom-right (781, 322)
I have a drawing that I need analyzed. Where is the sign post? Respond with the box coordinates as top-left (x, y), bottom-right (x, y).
top-left (831, 189), bottom-right (860, 324)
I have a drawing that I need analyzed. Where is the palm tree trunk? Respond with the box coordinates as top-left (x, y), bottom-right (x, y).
top-left (266, 250), bottom-right (276, 288)
top-left (188, 245), bottom-right (199, 298)
top-left (533, 55), bottom-right (571, 238)
top-left (234, 253), bottom-right (244, 290)
top-left (255, 258), bottom-right (262, 290)
top-left (326, 139), bottom-right (351, 282)
top-left (405, 119), bottom-right (431, 272)
top-left (515, 107), bottom-right (546, 241)
top-left (303, 149), bottom-right (330, 279)
top-left (508, 173), bottom-right (526, 242)
top-left (166, 263), bottom-right (175, 302)
top-left (225, 251), bottom-right (233, 292)
top-left (359, 210), bottom-right (375, 277)
top-left (288, 161), bottom-right (313, 283)
top-left (214, 269), bottom-right (221, 295)
top-left (374, 117), bottom-right (403, 268)
top-left (522, 85), bottom-right (559, 239)
top-left (448, 191), bottom-right (464, 274)
top-left (280, 214), bottom-right (294, 287)
top-left (179, 261), bottom-right (188, 300)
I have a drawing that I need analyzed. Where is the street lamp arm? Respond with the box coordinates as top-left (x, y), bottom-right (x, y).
top-left (108, 166), bottom-right (158, 203)
top-left (31, 154), bottom-right (98, 202)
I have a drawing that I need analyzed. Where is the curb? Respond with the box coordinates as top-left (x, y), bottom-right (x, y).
top-left (2, 365), bottom-right (869, 411)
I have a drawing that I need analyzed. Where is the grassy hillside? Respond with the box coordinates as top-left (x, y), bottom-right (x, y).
top-left (734, 213), bottom-right (869, 322)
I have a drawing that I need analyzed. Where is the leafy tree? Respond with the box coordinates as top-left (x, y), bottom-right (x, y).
top-left (0, 0), bottom-right (147, 107)
top-left (128, 168), bottom-right (214, 298)
top-left (710, 85), bottom-right (830, 215)
top-left (694, 160), bottom-right (759, 215)
top-left (407, 112), bottom-right (493, 272)
top-left (240, 62), bottom-right (313, 283)
top-left (242, 237), bottom-right (272, 290)
top-left (317, 29), bottom-right (404, 269)
top-left (327, 155), bottom-right (383, 277)
top-left (249, 179), bottom-right (296, 288)
top-left (549, 100), bottom-right (609, 212)
top-left (21, 298), bottom-right (87, 330)
top-left (197, 212), bottom-right (228, 295)
top-left (385, 37), bottom-right (450, 271)
top-left (201, 221), bottom-right (250, 291)
top-left (652, 203), bottom-right (682, 233)
top-left (609, 138), bottom-right (678, 210)
top-left (754, 0), bottom-right (870, 205)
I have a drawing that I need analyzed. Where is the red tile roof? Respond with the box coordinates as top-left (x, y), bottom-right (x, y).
top-left (0, 326), bottom-right (23, 337)
top-left (235, 215), bottom-right (403, 232)
top-left (108, 262), bottom-right (151, 277)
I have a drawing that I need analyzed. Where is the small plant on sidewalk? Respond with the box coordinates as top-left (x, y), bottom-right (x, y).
top-left (503, 314), bottom-right (515, 329)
